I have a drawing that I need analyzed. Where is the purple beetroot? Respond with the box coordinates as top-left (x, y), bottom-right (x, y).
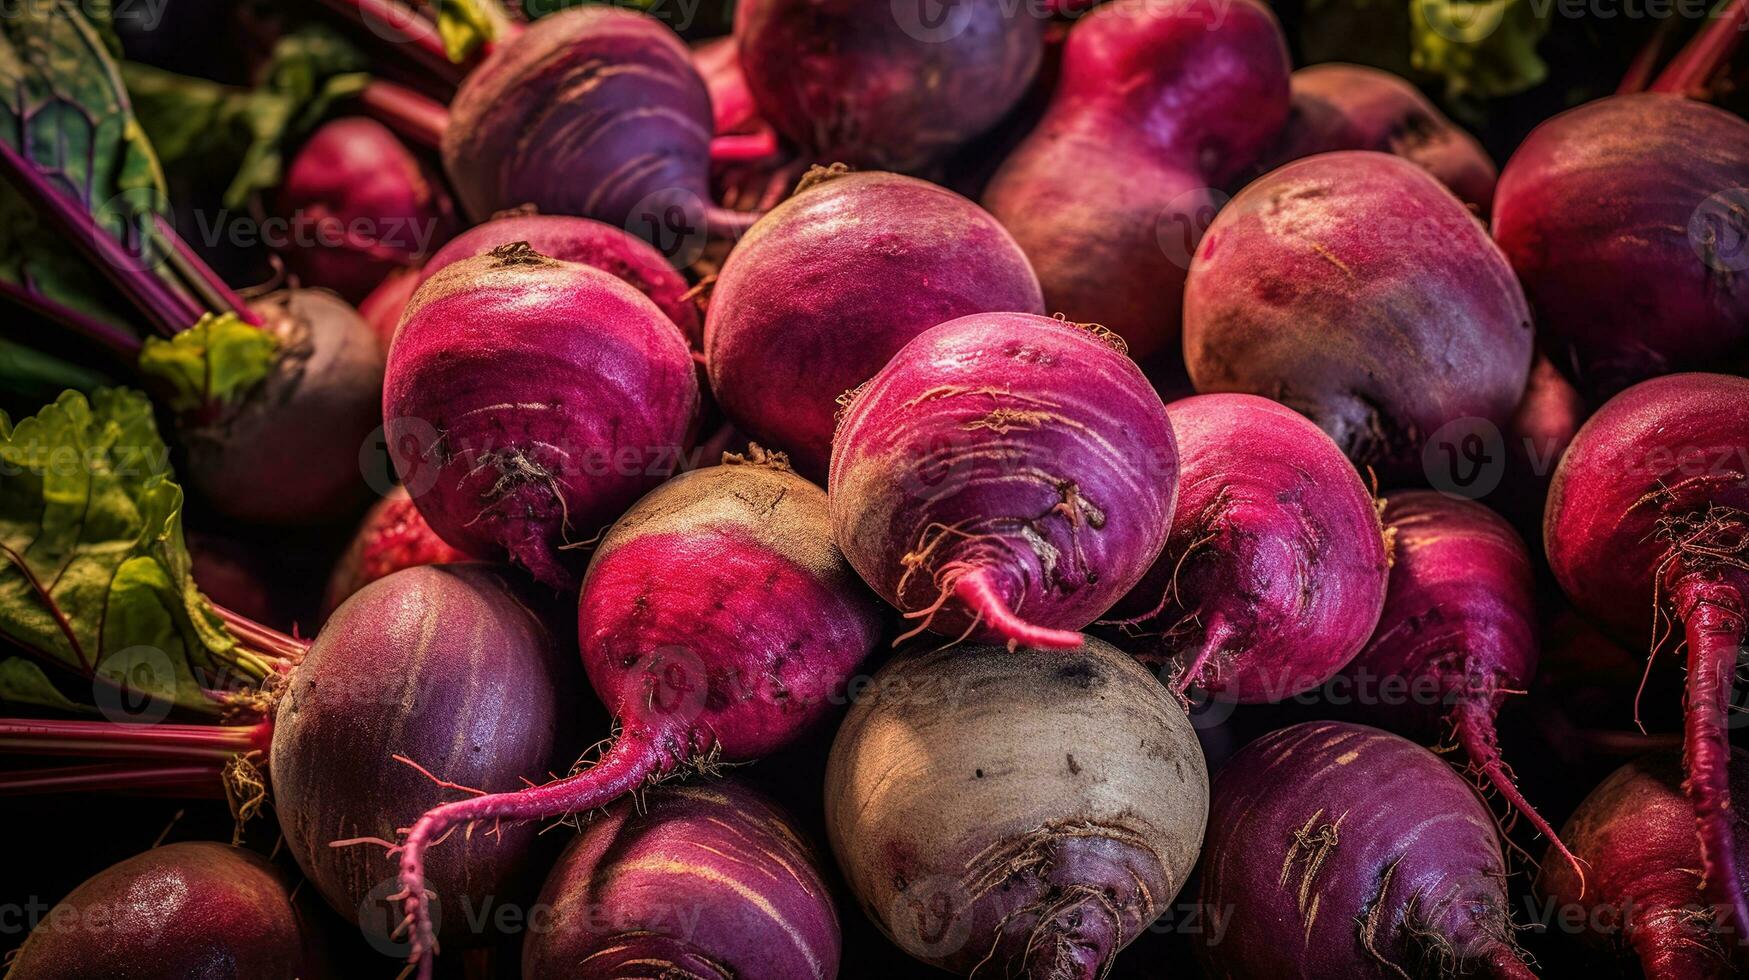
top-left (1183, 151), bottom-right (1534, 484)
top-left (1197, 721), bottom-right (1536, 978)
top-left (1544, 372), bottom-right (1749, 947)
top-left (389, 451), bottom-right (885, 975)
top-left (983, 0), bottom-right (1291, 361)
top-left (384, 243), bottom-right (699, 589)
top-left (1108, 393), bottom-right (1389, 701)
top-left (830, 312), bottom-right (1178, 649)
top-left (705, 167), bottom-right (1044, 477)
top-left (524, 781), bottom-right (840, 980)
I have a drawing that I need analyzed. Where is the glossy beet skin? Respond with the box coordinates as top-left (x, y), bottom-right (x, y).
top-left (384, 246), bottom-right (699, 590)
top-left (1109, 394), bottom-right (1388, 702)
top-left (830, 313), bottom-right (1178, 649)
top-left (391, 454), bottom-right (884, 974)
top-left (1265, 64), bottom-right (1496, 211)
top-left (705, 169), bottom-right (1045, 477)
top-left (525, 781), bottom-right (840, 980)
top-left (1544, 373), bottom-right (1749, 946)
top-left (1344, 492), bottom-right (1575, 872)
top-left (983, 0), bottom-right (1291, 361)
top-left (1184, 151), bottom-right (1534, 485)
top-left (1494, 95), bottom-right (1749, 398)
top-left (1539, 752), bottom-right (1749, 980)
top-left (272, 565), bottom-right (580, 943)
top-left (278, 117), bottom-right (456, 304)
top-left (443, 8), bottom-right (713, 230)
top-left (322, 485), bottom-right (465, 615)
top-left (183, 288), bottom-right (385, 525)
top-left (419, 212), bottom-right (701, 351)
top-left (827, 639), bottom-right (1208, 978)
top-left (9, 842), bottom-right (318, 980)
top-left (735, 0), bottom-right (1043, 173)
top-left (1197, 722), bottom-right (1535, 979)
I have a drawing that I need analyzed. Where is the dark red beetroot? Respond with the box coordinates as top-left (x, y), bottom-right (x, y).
top-left (1197, 721), bottom-right (1535, 978)
top-left (390, 452), bottom-right (884, 974)
top-left (524, 781), bottom-right (840, 980)
top-left (705, 168), bottom-right (1044, 477)
top-left (8, 842), bottom-right (319, 980)
top-left (1493, 94), bottom-right (1749, 398)
top-left (384, 245), bottom-right (699, 589)
top-left (278, 117), bottom-right (457, 305)
top-left (1108, 394), bottom-right (1388, 701)
top-left (735, 0), bottom-right (1044, 173)
top-left (1539, 751), bottom-right (1749, 979)
top-left (185, 288), bottom-right (386, 525)
top-left (1265, 64), bottom-right (1497, 212)
top-left (1498, 352), bottom-right (1588, 538)
top-left (1183, 151), bottom-right (1534, 485)
top-left (831, 312), bottom-right (1178, 649)
top-left (826, 639), bottom-right (1208, 978)
top-left (418, 212), bottom-right (702, 351)
top-left (321, 485), bottom-right (466, 616)
top-left (1342, 491), bottom-right (1577, 874)
top-left (273, 564), bottom-right (581, 944)
top-left (982, 0), bottom-right (1291, 362)
top-left (442, 7), bottom-right (748, 249)
top-left (1543, 372), bottom-right (1749, 946)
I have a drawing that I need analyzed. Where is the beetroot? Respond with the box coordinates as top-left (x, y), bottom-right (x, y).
top-left (1499, 352), bottom-right (1588, 537)
top-left (418, 212), bottom-right (702, 351)
top-left (1183, 151), bottom-right (1534, 484)
top-left (384, 244), bottom-right (699, 589)
top-left (1197, 721), bottom-right (1535, 978)
top-left (1265, 64), bottom-right (1497, 211)
top-left (358, 267), bottom-right (420, 353)
top-left (1543, 371), bottom-right (1749, 945)
top-left (278, 117), bottom-right (457, 305)
top-left (8, 842), bottom-right (319, 980)
top-left (273, 564), bottom-right (580, 944)
top-left (185, 288), bottom-right (385, 525)
top-left (442, 7), bottom-right (749, 251)
top-left (1343, 491), bottom-right (1577, 873)
top-left (705, 168), bottom-right (1044, 477)
top-left (525, 780), bottom-right (840, 980)
top-left (826, 637), bottom-right (1208, 978)
top-left (1539, 751), bottom-right (1749, 979)
top-left (321, 485), bottom-right (466, 616)
top-left (389, 451), bottom-right (884, 974)
top-left (830, 312), bottom-right (1177, 649)
top-left (1108, 393), bottom-right (1388, 701)
top-left (735, 0), bottom-right (1045, 173)
top-left (982, 0), bottom-right (1291, 362)
top-left (1493, 94), bottom-right (1749, 397)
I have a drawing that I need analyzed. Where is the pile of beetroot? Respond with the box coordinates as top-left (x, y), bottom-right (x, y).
top-left (2, 0), bottom-right (1748, 978)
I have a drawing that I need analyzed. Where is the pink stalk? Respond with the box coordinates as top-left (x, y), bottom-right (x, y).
top-left (0, 280), bottom-right (144, 358)
top-left (709, 130), bottom-right (781, 165)
top-left (1672, 578), bottom-right (1749, 944)
top-left (310, 0), bottom-right (470, 87)
top-left (0, 763), bottom-right (226, 797)
top-left (0, 719), bottom-right (273, 762)
top-left (1651, 0), bottom-right (1749, 96)
top-left (155, 216), bottom-right (260, 324)
top-left (354, 79), bottom-right (451, 152)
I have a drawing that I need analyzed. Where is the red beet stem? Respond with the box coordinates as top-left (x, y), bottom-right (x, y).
top-left (953, 570), bottom-right (1084, 650)
top-left (311, 0), bottom-right (470, 88)
top-left (1675, 576), bottom-right (1749, 947)
top-left (1618, 17), bottom-right (1680, 94)
top-left (705, 205), bottom-right (765, 238)
top-left (0, 718), bottom-right (273, 762)
top-left (354, 79), bottom-right (451, 152)
top-left (709, 130), bottom-right (782, 165)
top-left (0, 762), bottom-right (225, 797)
top-left (1650, 0), bottom-right (1749, 96)
top-left (1451, 695), bottom-right (1585, 884)
top-left (1480, 942), bottom-right (1538, 979)
top-left (395, 729), bottom-right (675, 978)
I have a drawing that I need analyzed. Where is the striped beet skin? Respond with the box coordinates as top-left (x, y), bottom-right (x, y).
top-left (523, 781), bottom-right (840, 979)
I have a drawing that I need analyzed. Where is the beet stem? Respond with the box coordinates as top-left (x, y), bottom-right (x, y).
top-left (0, 762), bottom-right (225, 797)
top-left (1676, 578), bottom-right (1749, 948)
top-left (952, 571), bottom-right (1084, 650)
top-left (155, 215), bottom-right (259, 325)
top-left (704, 205), bottom-right (765, 239)
top-left (1650, 0), bottom-right (1749, 96)
top-left (0, 718), bottom-right (273, 762)
top-left (709, 130), bottom-right (782, 165)
top-left (1171, 616), bottom-right (1232, 695)
top-left (396, 729), bottom-right (671, 977)
top-left (1619, 16), bottom-right (1681, 94)
top-left (309, 0), bottom-right (469, 89)
top-left (354, 79), bottom-right (451, 152)
top-left (1451, 695), bottom-right (1585, 887)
